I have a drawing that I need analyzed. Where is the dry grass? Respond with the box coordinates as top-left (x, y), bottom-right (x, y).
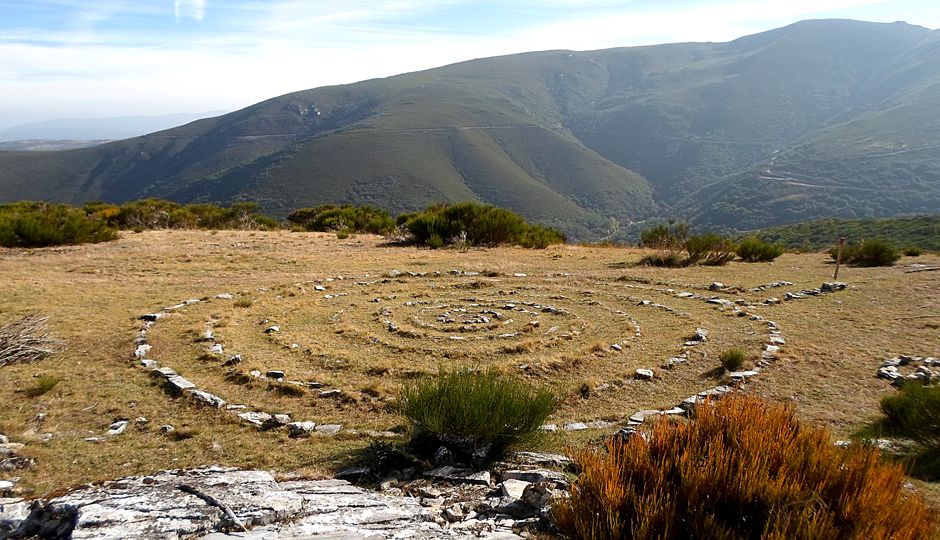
top-left (0, 230), bottom-right (937, 499)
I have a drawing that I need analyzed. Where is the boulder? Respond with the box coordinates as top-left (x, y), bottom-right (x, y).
top-left (0, 467), bottom-right (459, 539)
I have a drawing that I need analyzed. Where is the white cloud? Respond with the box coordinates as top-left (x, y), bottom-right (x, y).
top-left (1, 0), bottom-right (938, 127)
top-left (175, 0), bottom-right (206, 22)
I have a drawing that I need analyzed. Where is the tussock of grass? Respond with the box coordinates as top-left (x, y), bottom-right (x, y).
top-left (719, 348), bottom-right (747, 372)
top-left (398, 368), bottom-right (557, 466)
top-left (24, 374), bottom-right (63, 398)
top-left (552, 395), bottom-right (934, 539)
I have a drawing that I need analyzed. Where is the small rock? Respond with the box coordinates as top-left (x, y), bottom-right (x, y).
top-left (237, 411), bottom-right (272, 427)
top-left (501, 479), bottom-right (530, 500)
top-left (264, 326), bottom-right (280, 334)
top-left (433, 446), bottom-right (455, 467)
top-left (165, 375), bottom-right (196, 393)
top-left (215, 293), bottom-right (233, 300)
top-left (709, 282), bottom-right (725, 291)
top-left (820, 282), bottom-right (847, 293)
top-left (315, 424), bottom-right (342, 436)
top-left (107, 420), bottom-right (128, 437)
top-left (223, 355), bottom-right (241, 367)
top-left (266, 370), bottom-right (285, 379)
top-left (635, 368), bottom-right (654, 380)
top-left (261, 414), bottom-right (291, 431)
top-left (502, 469), bottom-right (568, 488)
top-left (287, 421), bottom-right (317, 438)
top-left (522, 481), bottom-right (559, 509)
top-left (139, 313), bottom-right (164, 322)
top-left (319, 389), bottom-right (343, 398)
top-left (134, 344), bottom-right (152, 358)
top-left (134, 417), bottom-right (148, 425)
top-left (510, 451), bottom-right (571, 468)
top-left (562, 422), bottom-right (588, 431)
top-left (424, 466), bottom-right (491, 486)
top-left (159, 425), bottom-right (175, 433)
top-left (187, 390), bottom-right (225, 408)
top-left (209, 343), bottom-right (224, 355)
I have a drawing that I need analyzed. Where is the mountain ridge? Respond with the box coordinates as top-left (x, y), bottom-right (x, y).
top-left (1, 19), bottom-right (938, 239)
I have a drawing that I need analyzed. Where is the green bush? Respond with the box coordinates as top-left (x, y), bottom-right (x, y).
top-left (397, 368), bottom-right (557, 466)
top-left (638, 223), bottom-right (735, 267)
top-left (639, 221), bottom-right (688, 251)
top-left (831, 239), bottom-right (901, 267)
top-left (110, 199), bottom-right (279, 230)
top-left (403, 202), bottom-right (564, 249)
top-left (552, 395), bottom-right (934, 539)
top-left (903, 246), bottom-right (924, 257)
top-left (736, 236), bottom-right (785, 262)
top-left (685, 233), bottom-right (736, 266)
top-left (287, 204), bottom-right (395, 235)
top-left (880, 383), bottom-right (940, 444)
top-left (0, 202), bottom-right (118, 247)
top-left (719, 348), bottom-right (747, 372)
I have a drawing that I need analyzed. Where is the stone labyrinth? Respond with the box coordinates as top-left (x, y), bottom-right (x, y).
top-left (128, 268), bottom-right (850, 440)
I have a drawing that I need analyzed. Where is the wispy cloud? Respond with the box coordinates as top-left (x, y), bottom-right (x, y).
top-left (0, 0), bottom-right (937, 127)
top-left (175, 0), bottom-right (206, 22)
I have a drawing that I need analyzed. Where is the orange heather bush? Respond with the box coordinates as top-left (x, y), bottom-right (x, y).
top-left (552, 395), bottom-right (933, 539)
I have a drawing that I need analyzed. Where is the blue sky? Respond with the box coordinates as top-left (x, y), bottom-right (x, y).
top-left (1, 0), bottom-right (938, 128)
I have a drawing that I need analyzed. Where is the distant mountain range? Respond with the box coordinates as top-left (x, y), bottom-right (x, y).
top-left (0, 112), bottom-right (226, 143)
top-left (1, 19), bottom-right (938, 239)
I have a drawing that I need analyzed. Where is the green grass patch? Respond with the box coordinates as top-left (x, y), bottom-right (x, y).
top-left (397, 368), bottom-right (557, 466)
top-left (24, 374), bottom-right (63, 398)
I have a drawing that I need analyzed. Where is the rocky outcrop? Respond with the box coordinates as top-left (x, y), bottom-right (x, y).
top-left (0, 466), bottom-right (525, 539)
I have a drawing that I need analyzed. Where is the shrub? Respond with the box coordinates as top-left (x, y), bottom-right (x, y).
top-left (287, 205), bottom-right (395, 236)
top-left (397, 368), bottom-right (557, 466)
top-left (0, 202), bottom-right (118, 248)
top-left (719, 348), bottom-right (747, 372)
top-left (903, 246), bottom-right (923, 257)
top-left (0, 314), bottom-right (66, 368)
top-left (110, 199), bottom-right (279, 231)
top-left (736, 236), bottom-right (785, 262)
top-left (638, 251), bottom-right (684, 267)
top-left (831, 239), bottom-right (901, 267)
top-left (552, 395), bottom-right (933, 539)
top-left (403, 202), bottom-right (564, 249)
top-left (639, 221), bottom-right (687, 251)
top-left (880, 382), bottom-right (940, 445)
top-left (685, 233), bottom-right (736, 266)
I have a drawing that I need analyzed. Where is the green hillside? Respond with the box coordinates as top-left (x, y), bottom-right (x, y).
top-left (751, 215), bottom-right (940, 251)
top-left (0, 19), bottom-right (938, 239)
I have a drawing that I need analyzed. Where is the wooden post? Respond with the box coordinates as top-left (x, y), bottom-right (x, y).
top-left (833, 237), bottom-right (845, 280)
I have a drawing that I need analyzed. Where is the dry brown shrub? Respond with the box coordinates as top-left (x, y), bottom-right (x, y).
top-left (552, 394), bottom-right (934, 539)
top-left (0, 314), bottom-right (65, 367)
